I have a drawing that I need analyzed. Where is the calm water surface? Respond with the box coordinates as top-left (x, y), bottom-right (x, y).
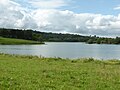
top-left (0, 42), bottom-right (120, 60)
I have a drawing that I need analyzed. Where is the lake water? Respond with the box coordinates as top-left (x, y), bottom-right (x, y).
top-left (0, 42), bottom-right (120, 60)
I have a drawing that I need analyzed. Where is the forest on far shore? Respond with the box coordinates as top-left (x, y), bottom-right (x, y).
top-left (0, 28), bottom-right (120, 44)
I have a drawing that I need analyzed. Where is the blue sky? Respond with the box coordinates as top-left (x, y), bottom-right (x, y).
top-left (69, 0), bottom-right (120, 15)
top-left (0, 0), bottom-right (120, 37)
top-left (12, 0), bottom-right (120, 15)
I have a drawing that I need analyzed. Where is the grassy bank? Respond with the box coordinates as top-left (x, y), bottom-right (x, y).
top-left (0, 37), bottom-right (44, 45)
top-left (0, 54), bottom-right (120, 90)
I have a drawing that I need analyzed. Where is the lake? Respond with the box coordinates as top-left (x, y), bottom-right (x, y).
top-left (0, 42), bottom-right (120, 60)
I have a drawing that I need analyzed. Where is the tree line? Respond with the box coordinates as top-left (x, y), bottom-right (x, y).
top-left (0, 28), bottom-right (90, 42)
top-left (0, 28), bottom-right (120, 44)
top-left (86, 36), bottom-right (120, 44)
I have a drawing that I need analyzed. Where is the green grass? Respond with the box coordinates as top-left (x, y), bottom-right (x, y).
top-left (0, 37), bottom-right (44, 45)
top-left (0, 54), bottom-right (120, 90)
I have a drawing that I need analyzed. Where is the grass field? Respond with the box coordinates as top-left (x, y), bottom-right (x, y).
top-left (0, 54), bottom-right (120, 90)
top-left (0, 37), bottom-right (44, 45)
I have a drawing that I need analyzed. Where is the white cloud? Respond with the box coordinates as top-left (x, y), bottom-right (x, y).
top-left (0, 0), bottom-right (120, 37)
top-left (31, 9), bottom-right (120, 36)
top-left (0, 0), bottom-right (37, 29)
top-left (114, 5), bottom-right (120, 10)
top-left (29, 0), bottom-right (68, 9)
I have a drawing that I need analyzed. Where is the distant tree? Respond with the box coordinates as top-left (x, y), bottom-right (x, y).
top-left (96, 38), bottom-right (101, 44)
top-left (115, 37), bottom-right (120, 44)
top-left (87, 39), bottom-right (94, 44)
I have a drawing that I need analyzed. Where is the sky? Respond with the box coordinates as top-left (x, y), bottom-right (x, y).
top-left (0, 0), bottom-right (120, 37)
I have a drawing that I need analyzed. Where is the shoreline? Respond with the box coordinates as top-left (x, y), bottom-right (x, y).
top-left (0, 53), bottom-right (119, 61)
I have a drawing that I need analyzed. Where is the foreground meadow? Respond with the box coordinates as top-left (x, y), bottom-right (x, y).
top-left (0, 54), bottom-right (120, 90)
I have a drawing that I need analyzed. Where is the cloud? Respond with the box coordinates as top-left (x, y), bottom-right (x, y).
top-left (114, 5), bottom-right (120, 10)
top-left (0, 0), bottom-right (120, 37)
top-left (31, 9), bottom-right (120, 36)
top-left (29, 0), bottom-right (68, 9)
top-left (0, 0), bottom-right (37, 29)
